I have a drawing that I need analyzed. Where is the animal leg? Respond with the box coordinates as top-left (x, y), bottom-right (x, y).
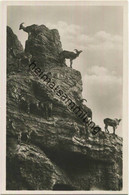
top-left (70, 59), bottom-right (73, 68)
top-left (104, 124), bottom-right (107, 132)
top-left (105, 125), bottom-right (109, 133)
top-left (113, 126), bottom-right (116, 134)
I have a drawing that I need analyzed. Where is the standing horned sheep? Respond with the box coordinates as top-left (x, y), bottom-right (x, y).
top-left (19, 22), bottom-right (37, 36)
top-left (104, 118), bottom-right (121, 134)
top-left (59, 49), bottom-right (82, 68)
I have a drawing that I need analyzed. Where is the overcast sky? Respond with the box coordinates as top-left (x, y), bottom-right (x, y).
top-left (7, 5), bottom-right (123, 136)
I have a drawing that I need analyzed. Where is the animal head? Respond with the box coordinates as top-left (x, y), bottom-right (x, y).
top-left (115, 118), bottom-right (122, 125)
top-left (19, 22), bottom-right (24, 30)
top-left (118, 119), bottom-right (122, 123)
top-left (74, 49), bottom-right (83, 55)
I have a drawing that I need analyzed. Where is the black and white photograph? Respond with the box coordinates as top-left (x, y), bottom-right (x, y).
top-left (0, 0), bottom-right (128, 194)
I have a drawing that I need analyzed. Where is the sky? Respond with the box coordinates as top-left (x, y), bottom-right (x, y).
top-left (7, 5), bottom-right (123, 136)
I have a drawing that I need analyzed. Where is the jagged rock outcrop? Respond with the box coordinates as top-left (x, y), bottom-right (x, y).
top-left (24, 24), bottom-right (63, 70)
top-left (7, 25), bottom-right (122, 191)
top-left (7, 26), bottom-right (24, 74)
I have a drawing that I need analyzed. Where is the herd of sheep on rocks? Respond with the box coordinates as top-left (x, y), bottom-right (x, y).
top-left (11, 22), bottom-right (121, 138)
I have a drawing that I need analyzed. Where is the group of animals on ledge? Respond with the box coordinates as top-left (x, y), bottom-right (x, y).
top-left (19, 23), bottom-right (82, 68)
top-left (18, 23), bottom-right (122, 135)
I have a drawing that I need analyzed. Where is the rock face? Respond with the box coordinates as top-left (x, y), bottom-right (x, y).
top-left (7, 25), bottom-right (122, 191)
top-left (7, 26), bottom-right (23, 74)
top-left (25, 24), bottom-right (63, 70)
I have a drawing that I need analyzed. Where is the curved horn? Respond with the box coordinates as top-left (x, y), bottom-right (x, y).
top-left (19, 22), bottom-right (24, 30)
top-left (82, 98), bottom-right (87, 102)
top-left (74, 49), bottom-right (78, 53)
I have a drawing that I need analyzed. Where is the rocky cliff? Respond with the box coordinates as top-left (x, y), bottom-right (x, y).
top-left (7, 25), bottom-right (122, 190)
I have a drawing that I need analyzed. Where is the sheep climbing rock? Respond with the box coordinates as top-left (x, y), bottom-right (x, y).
top-left (59, 49), bottom-right (82, 68)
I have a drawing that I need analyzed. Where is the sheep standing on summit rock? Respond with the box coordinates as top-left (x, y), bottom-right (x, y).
top-left (19, 22), bottom-right (37, 37)
top-left (59, 49), bottom-right (82, 68)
